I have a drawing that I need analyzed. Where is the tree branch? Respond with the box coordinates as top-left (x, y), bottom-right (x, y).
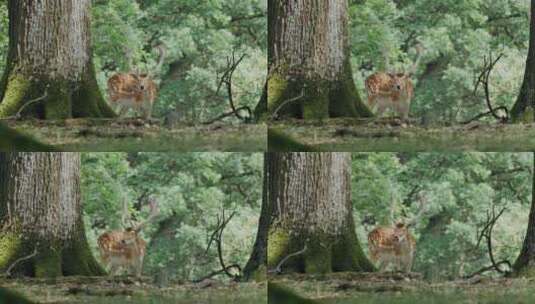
top-left (5, 248), bottom-right (38, 277)
top-left (204, 209), bottom-right (242, 281)
top-left (268, 245), bottom-right (308, 274)
top-left (463, 53), bottom-right (508, 124)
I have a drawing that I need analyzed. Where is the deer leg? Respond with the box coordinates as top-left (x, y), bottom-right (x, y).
top-left (395, 100), bottom-right (410, 120)
top-left (376, 100), bottom-right (387, 118)
top-left (142, 102), bottom-right (152, 120)
top-left (109, 264), bottom-right (119, 276)
top-left (368, 95), bottom-right (376, 111)
top-left (404, 254), bottom-right (414, 273)
top-left (118, 105), bottom-right (128, 117)
top-left (136, 256), bottom-right (144, 277)
top-left (377, 259), bottom-right (387, 272)
top-left (396, 257), bottom-right (404, 272)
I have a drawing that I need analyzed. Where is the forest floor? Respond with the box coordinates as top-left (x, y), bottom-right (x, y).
top-left (3, 118), bottom-right (266, 151)
top-left (269, 272), bottom-right (535, 304)
top-left (1, 276), bottom-right (266, 304)
top-left (269, 119), bottom-right (535, 151)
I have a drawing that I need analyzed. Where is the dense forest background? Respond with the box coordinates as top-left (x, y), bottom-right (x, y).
top-left (352, 152), bottom-right (532, 280)
top-left (0, 0), bottom-right (267, 123)
top-left (80, 152), bottom-right (262, 280)
top-left (351, 0), bottom-right (529, 124)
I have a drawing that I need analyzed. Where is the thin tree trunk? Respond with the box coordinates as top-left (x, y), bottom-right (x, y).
top-left (0, 0), bottom-right (115, 119)
top-left (511, 0), bottom-right (535, 122)
top-left (243, 154), bottom-right (269, 281)
top-left (267, 153), bottom-right (374, 274)
top-left (513, 153), bottom-right (535, 276)
top-left (0, 153), bottom-right (104, 277)
top-left (264, 0), bottom-right (372, 120)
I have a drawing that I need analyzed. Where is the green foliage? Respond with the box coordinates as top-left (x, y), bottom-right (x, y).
top-left (352, 152), bottom-right (532, 280)
top-left (81, 152), bottom-right (262, 280)
top-left (0, 0), bottom-right (266, 123)
top-left (90, 0), bottom-right (267, 122)
top-left (350, 0), bottom-right (529, 124)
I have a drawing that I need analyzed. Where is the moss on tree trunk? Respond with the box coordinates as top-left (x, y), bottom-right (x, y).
top-left (0, 0), bottom-right (115, 119)
top-left (0, 153), bottom-right (104, 277)
top-left (263, 0), bottom-right (372, 120)
top-left (266, 153), bottom-right (374, 274)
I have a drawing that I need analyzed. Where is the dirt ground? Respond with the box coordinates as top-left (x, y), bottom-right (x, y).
top-left (268, 272), bottom-right (535, 304)
top-left (1, 276), bottom-right (267, 304)
top-left (269, 119), bottom-right (535, 152)
top-left (2, 118), bottom-right (267, 152)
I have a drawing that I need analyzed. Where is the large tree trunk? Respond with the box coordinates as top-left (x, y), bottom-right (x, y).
top-left (512, 0), bottom-right (535, 122)
top-left (0, 153), bottom-right (104, 277)
top-left (267, 153), bottom-right (374, 274)
top-left (0, 0), bottom-right (115, 119)
top-left (243, 154), bottom-right (269, 281)
top-left (264, 0), bottom-right (372, 120)
top-left (513, 153), bottom-right (535, 276)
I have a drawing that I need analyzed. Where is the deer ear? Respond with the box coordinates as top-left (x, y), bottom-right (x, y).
top-left (388, 73), bottom-right (395, 78)
top-left (397, 73), bottom-right (405, 77)
top-left (396, 222), bottom-right (405, 228)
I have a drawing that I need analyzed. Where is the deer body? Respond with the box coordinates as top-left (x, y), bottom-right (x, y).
top-left (365, 72), bottom-right (413, 119)
top-left (107, 73), bottom-right (157, 119)
top-left (97, 229), bottom-right (146, 277)
top-left (365, 45), bottom-right (423, 120)
top-left (368, 223), bottom-right (415, 273)
top-left (107, 45), bottom-right (165, 119)
top-left (97, 198), bottom-right (159, 277)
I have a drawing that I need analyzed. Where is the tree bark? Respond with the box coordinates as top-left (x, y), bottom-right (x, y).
top-left (0, 153), bottom-right (104, 277)
top-left (511, 0), bottom-right (535, 122)
top-left (267, 152), bottom-right (374, 274)
top-left (0, 0), bottom-right (115, 119)
top-left (513, 153), bottom-right (535, 276)
top-left (263, 0), bottom-right (372, 120)
top-left (243, 154), bottom-right (269, 281)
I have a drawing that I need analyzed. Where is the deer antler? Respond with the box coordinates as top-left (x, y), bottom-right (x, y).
top-left (155, 44), bottom-right (166, 73)
top-left (408, 44), bottom-right (425, 76)
top-left (406, 192), bottom-right (428, 228)
top-left (121, 194), bottom-right (132, 229)
top-left (132, 197), bottom-right (160, 233)
top-left (146, 44), bottom-right (167, 78)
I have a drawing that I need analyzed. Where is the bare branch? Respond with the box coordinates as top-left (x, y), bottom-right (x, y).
top-left (204, 209), bottom-right (242, 281)
top-left (0, 91), bottom-right (48, 121)
top-left (5, 248), bottom-right (38, 277)
top-left (192, 264), bottom-right (242, 283)
top-left (214, 51), bottom-right (252, 123)
top-left (270, 89), bottom-right (305, 121)
top-left (268, 245), bottom-right (308, 274)
top-left (469, 205), bottom-right (511, 278)
top-left (203, 106), bottom-right (253, 125)
top-left (465, 53), bottom-right (509, 124)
